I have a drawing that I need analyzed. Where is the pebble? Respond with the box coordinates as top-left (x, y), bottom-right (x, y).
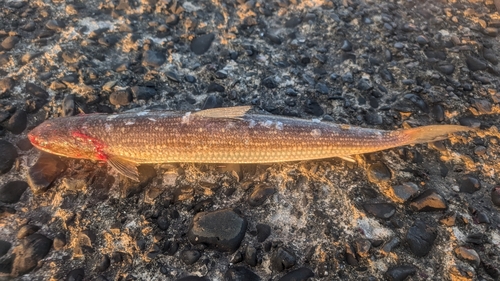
top-left (162, 240), bottom-right (179, 256)
top-left (244, 245), bottom-right (258, 266)
top-left (207, 82), bottom-right (225, 93)
top-left (190, 33), bottom-right (215, 55)
top-left (109, 90), bottom-right (132, 106)
top-left (406, 220), bottom-right (437, 257)
top-left (404, 93), bottom-right (429, 113)
top-left (492, 187), bottom-right (500, 207)
top-left (365, 113), bottom-right (383, 125)
top-left (0, 206), bottom-right (16, 219)
top-left (354, 239), bottom-right (371, 258)
top-left (363, 203), bottom-right (396, 219)
top-left (188, 209), bottom-right (247, 252)
top-left (11, 234), bottom-right (52, 277)
top-left (0, 140), bottom-right (18, 175)
top-left (142, 50), bottom-right (166, 68)
top-left (454, 247), bottom-right (480, 267)
top-left (256, 224), bottom-right (271, 242)
top-left (415, 35), bottom-right (428, 45)
top-left (248, 183), bottom-right (275, 207)
top-left (315, 83), bottom-right (329, 95)
top-left (16, 225), bottom-right (40, 239)
top-left (385, 265), bottom-right (416, 281)
top-left (53, 233), bottom-right (66, 250)
top-left (0, 77), bottom-right (14, 94)
top-left (345, 243), bottom-right (358, 266)
top-left (304, 100), bottom-right (324, 116)
top-left (202, 95), bottom-right (223, 110)
top-left (381, 237), bottom-right (400, 257)
top-left (96, 255), bottom-right (110, 272)
top-left (157, 215), bottom-right (169, 230)
top-left (271, 247), bottom-right (296, 271)
top-left (391, 182), bottom-right (419, 202)
top-left (45, 19), bottom-right (65, 31)
top-left (278, 267), bottom-right (314, 281)
top-left (1, 36), bottom-right (20, 50)
top-left (483, 48), bottom-right (498, 65)
top-left (25, 83), bottom-right (49, 99)
top-left (166, 71), bottom-right (181, 82)
top-left (262, 76), bottom-right (278, 89)
top-left (27, 153), bottom-right (67, 194)
top-left (465, 55), bottom-right (487, 71)
top-left (483, 27), bottom-right (498, 37)
top-left (458, 117), bottom-right (481, 128)
top-left (0, 240), bottom-right (11, 257)
top-left (0, 181), bottom-right (28, 203)
top-left (367, 162), bottom-right (391, 182)
top-left (435, 63), bottom-right (455, 75)
top-left (180, 250), bottom-right (201, 265)
top-left (432, 104), bottom-right (445, 122)
top-left (225, 266), bottom-right (260, 281)
top-left (185, 75), bottom-right (196, 83)
top-left (340, 40), bottom-right (353, 52)
top-left (410, 189), bottom-right (447, 212)
top-left (459, 176), bottom-right (481, 194)
top-left (5, 109), bottom-right (27, 135)
top-left (131, 86), bottom-right (156, 101)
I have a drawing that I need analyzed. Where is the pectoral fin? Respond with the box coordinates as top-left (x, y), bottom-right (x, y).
top-left (108, 156), bottom-right (140, 181)
top-left (338, 156), bottom-right (356, 163)
top-left (193, 106), bottom-right (252, 119)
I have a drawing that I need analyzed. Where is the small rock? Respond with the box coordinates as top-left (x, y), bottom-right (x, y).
top-left (225, 266), bottom-right (260, 281)
top-left (157, 215), bottom-right (169, 230)
top-left (53, 233), bottom-right (66, 250)
top-left (25, 83), bottom-right (49, 99)
top-left (278, 267), bottom-right (314, 281)
top-left (46, 20), bottom-right (65, 31)
top-left (11, 234), bottom-right (52, 277)
top-left (62, 94), bottom-right (75, 117)
top-left (0, 206), bottom-right (16, 219)
top-left (191, 33), bottom-right (215, 55)
top-left (248, 183), bottom-right (275, 207)
top-left (17, 225), bottom-right (40, 239)
top-left (0, 140), bottom-right (18, 175)
top-left (262, 76), bottom-right (278, 89)
top-left (244, 245), bottom-right (258, 267)
top-left (406, 220), bottom-right (437, 257)
top-left (345, 243), bottom-right (358, 266)
top-left (459, 176), bottom-right (481, 194)
top-left (96, 255), bottom-right (110, 272)
top-left (492, 186), bottom-right (500, 207)
top-left (0, 240), bottom-right (11, 257)
top-left (5, 110), bottom-right (28, 135)
top-left (354, 239), bottom-right (371, 258)
top-left (365, 113), bottom-right (383, 125)
top-left (385, 265), bottom-right (416, 281)
top-left (66, 268), bottom-right (84, 281)
top-left (188, 209), bottom-right (247, 252)
top-left (416, 35), bottom-right (429, 45)
top-left (410, 189), bottom-right (447, 212)
top-left (207, 82), bottom-right (225, 93)
top-left (271, 247), bottom-right (296, 271)
top-left (166, 14), bottom-right (179, 26)
top-left (454, 247), bottom-right (480, 267)
top-left (131, 86), bottom-right (157, 101)
top-left (459, 117), bottom-right (481, 128)
top-left (256, 224), bottom-right (271, 242)
top-left (1, 36), bottom-right (20, 50)
top-left (202, 95), bottom-right (223, 110)
top-left (0, 77), bottom-right (14, 94)
top-left (391, 182), bottom-right (419, 202)
top-left (27, 153), bottom-right (67, 194)
top-left (367, 162), bottom-right (392, 182)
top-left (109, 90), bottom-right (132, 106)
top-left (180, 250), bottom-right (201, 265)
top-left (340, 40), bottom-right (353, 52)
top-left (166, 71), bottom-right (181, 82)
top-left (436, 63), bottom-right (455, 75)
top-left (465, 55), bottom-right (487, 71)
top-left (185, 75), bottom-right (197, 83)
top-left (380, 237), bottom-right (400, 257)
top-left (142, 50), bottom-right (166, 68)
top-left (363, 203), bottom-right (396, 219)
top-left (0, 181), bottom-right (28, 203)
top-left (163, 240), bottom-right (179, 256)
top-left (483, 27), bottom-right (498, 37)
top-left (404, 93), bottom-right (429, 113)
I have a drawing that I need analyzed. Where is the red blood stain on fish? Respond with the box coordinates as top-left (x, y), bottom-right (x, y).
top-left (71, 131), bottom-right (107, 161)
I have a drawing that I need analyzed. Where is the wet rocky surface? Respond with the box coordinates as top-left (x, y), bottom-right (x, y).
top-left (1, 0), bottom-right (500, 280)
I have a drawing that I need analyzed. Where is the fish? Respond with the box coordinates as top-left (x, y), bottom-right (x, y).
top-left (28, 106), bottom-right (473, 181)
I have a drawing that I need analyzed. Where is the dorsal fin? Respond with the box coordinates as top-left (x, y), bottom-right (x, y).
top-left (192, 106), bottom-right (252, 119)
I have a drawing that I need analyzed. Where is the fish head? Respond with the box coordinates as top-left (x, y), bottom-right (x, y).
top-left (28, 119), bottom-right (102, 160)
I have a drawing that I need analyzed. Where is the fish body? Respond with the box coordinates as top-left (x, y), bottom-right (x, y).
top-left (28, 106), bottom-right (471, 180)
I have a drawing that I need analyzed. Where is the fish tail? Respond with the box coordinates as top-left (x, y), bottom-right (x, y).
top-left (399, 125), bottom-right (475, 145)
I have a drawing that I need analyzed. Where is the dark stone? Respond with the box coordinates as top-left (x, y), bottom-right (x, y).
top-left (465, 55), bottom-right (487, 71)
top-left (410, 189), bottom-right (447, 212)
top-left (459, 176), bottom-right (481, 194)
top-left (315, 83), bottom-right (329, 95)
top-left (342, 72), bottom-right (354, 83)
top-left (248, 184), bottom-right (275, 207)
top-left (53, 233), bottom-right (66, 250)
top-left (365, 113), bottom-right (383, 125)
top-left (432, 104), bottom-right (445, 122)
top-left (1, 36), bottom-right (20, 50)
top-left (278, 267), bottom-right (314, 281)
top-left (142, 50), bottom-right (166, 68)
top-left (25, 83), bottom-right (49, 99)
top-left (262, 76), bottom-right (278, 89)
top-left (0, 206), bottom-right (16, 219)
top-left (225, 266), bottom-right (261, 281)
top-left (163, 240), bottom-right (179, 256)
top-left (492, 186), bottom-right (500, 207)
top-left (5, 110), bottom-right (28, 134)
top-left (458, 117), bottom-right (481, 128)
top-left (17, 225), bottom-right (40, 239)
top-left (46, 20), bottom-right (66, 31)
top-left (362, 203), bottom-right (396, 219)
top-left (166, 71), bottom-right (181, 82)
top-left (304, 100), bottom-right (323, 116)
top-left (271, 247), bottom-right (296, 272)
top-left (379, 68), bottom-right (395, 83)
top-left (354, 239), bottom-right (371, 258)
top-left (483, 27), bottom-right (498, 37)
top-left (340, 40), bottom-right (353, 52)
top-left (131, 86), bottom-right (156, 101)
top-left (483, 48), bottom-right (498, 65)
top-left (285, 16), bottom-right (302, 28)
top-left (391, 182), bottom-right (419, 202)
top-left (244, 245), bottom-right (258, 267)
top-left (466, 233), bottom-right (488, 245)
top-left (454, 247), bottom-right (480, 267)
top-left (416, 35), bottom-right (428, 44)
top-left (406, 220), bottom-right (437, 257)
top-left (109, 89), bottom-right (132, 106)
top-left (96, 255), bottom-right (110, 272)
top-left (202, 95), bottom-right (223, 110)
top-left (185, 75), bottom-right (197, 83)
top-left (66, 268), bottom-right (84, 281)
top-left (27, 153), bottom-right (67, 194)
top-left (157, 215), bottom-right (169, 230)
top-left (404, 93), bottom-right (429, 113)
top-left (62, 94), bottom-right (75, 116)
top-left (0, 240), bottom-right (11, 257)
top-left (345, 243), bottom-right (358, 266)
top-left (11, 234), bottom-right (52, 277)
top-left (207, 82), bottom-right (225, 93)
top-left (0, 77), bottom-right (15, 94)
top-left (188, 209), bottom-right (247, 252)
top-left (215, 70), bottom-right (228, 79)
top-left (180, 250), bottom-right (201, 265)
top-left (0, 140), bottom-right (18, 175)
top-left (435, 63), bottom-right (455, 75)
top-left (256, 224), bottom-right (271, 242)
top-left (367, 162), bottom-right (391, 182)
top-left (0, 181), bottom-right (28, 203)
top-left (385, 265), bottom-right (416, 281)
top-left (191, 33), bottom-right (215, 55)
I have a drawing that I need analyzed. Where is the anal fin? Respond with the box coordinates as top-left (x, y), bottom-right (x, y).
top-left (108, 156), bottom-right (140, 181)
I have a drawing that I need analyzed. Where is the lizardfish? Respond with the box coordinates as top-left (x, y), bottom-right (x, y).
top-left (28, 106), bottom-right (472, 181)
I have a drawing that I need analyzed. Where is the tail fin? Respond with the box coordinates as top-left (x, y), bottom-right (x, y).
top-left (400, 125), bottom-right (474, 145)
